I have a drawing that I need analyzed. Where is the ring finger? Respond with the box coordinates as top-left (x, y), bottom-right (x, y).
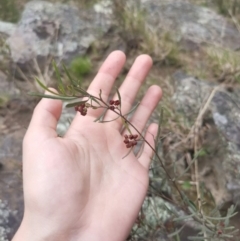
top-left (103, 55), bottom-right (153, 130)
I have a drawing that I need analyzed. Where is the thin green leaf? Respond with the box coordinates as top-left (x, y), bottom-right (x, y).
top-left (226, 228), bottom-right (239, 235)
top-left (122, 118), bottom-right (132, 134)
top-left (29, 93), bottom-right (77, 101)
top-left (66, 84), bottom-right (76, 96)
top-left (176, 149), bottom-right (208, 180)
top-left (94, 109), bottom-right (107, 122)
top-left (173, 213), bottom-right (195, 222)
top-left (223, 226), bottom-right (235, 230)
top-left (122, 147), bottom-right (133, 159)
top-left (99, 89), bottom-right (103, 100)
top-left (154, 109), bottom-right (163, 154)
top-left (224, 205), bottom-right (237, 227)
top-left (188, 236), bottom-right (207, 240)
top-left (35, 78), bottom-right (60, 96)
top-left (136, 140), bottom-right (144, 158)
top-left (176, 157), bottom-right (196, 180)
top-left (72, 86), bottom-right (89, 96)
top-left (91, 97), bottom-right (101, 105)
top-left (62, 64), bottom-right (78, 86)
top-left (124, 102), bottom-right (140, 117)
top-left (99, 116), bottom-right (121, 123)
top-left (65, 100), bottom-right (89, 108)
top-left (116, 88), bottom-right (122, 112)
top-left (168, 225), bottom-right (185, 238)
top-left (53, 61), bottom-right (65, 95)
top-left (221, 234), bottom-right (234, 238)
top-left (204, 212), bottom-right (238, 220)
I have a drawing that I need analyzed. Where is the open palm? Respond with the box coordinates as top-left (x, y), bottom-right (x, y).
top-left (14, 51), bottom-right (162, 241)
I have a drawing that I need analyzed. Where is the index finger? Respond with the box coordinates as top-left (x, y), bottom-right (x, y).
top-left (82, 51), bottom-right (126, 119)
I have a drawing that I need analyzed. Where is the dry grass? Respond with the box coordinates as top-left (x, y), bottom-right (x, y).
top-left (205, 46), bottom-right (240, 83)
top-left (112, 0), bottom-right (181, 66)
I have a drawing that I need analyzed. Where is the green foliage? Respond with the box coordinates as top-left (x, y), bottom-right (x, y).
top-left (113, 0), bottom-right (147, 44)
top-left (68, 57), bottom-right (92, 81)
top-left (0, 0), bottom-right (20, 22)
top-left (195, 149), bottom-right (208, 158)
top-left (212, 0), bottom-right (240, 15)
top-left (113, 0), bottom-right (180, 66)
top-left (206, 46), bottom-right (240, 83)
top-left (181, 181), bottom-right (192, 190)
top-left (0, 95), bottom-right (9, 107)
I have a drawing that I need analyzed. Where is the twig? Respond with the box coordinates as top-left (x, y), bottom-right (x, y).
top-left (191, 86), bottom-right (219, 240)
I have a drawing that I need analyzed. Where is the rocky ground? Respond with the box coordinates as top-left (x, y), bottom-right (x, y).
top-left (1, 0), bottom-right (240, 240)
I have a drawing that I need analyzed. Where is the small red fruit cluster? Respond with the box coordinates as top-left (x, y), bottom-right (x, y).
top-left (75, 103), bottom-right (87, 116)
top-left (109, 100), bottom-right (120, 111)
top-left (124, 134), bottom-right (138, 148)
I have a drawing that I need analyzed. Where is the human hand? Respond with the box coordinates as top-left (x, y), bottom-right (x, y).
top-left (13, 51), bottom-right (162, 241)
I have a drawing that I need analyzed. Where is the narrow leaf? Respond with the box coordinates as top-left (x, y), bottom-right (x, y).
top-left (72, 87), bottom-right (89, 96)
top-left (204, 212), bottom-right (238, 220)
top-left (91, 97), bottom-right (101, 105)
top-left (173, 213), bottom-right (195, 222)
top-left (122, 147), bottom-right (134, 159)
top-left (116, 88), bottom-right (122, 112)
top-left (35, 78), bottom-right (60, 96)
top-left (29, 93), bottom-right (77, 101)
top-left (94, 109), bottom-right (107, 122)
top-left (65, 100), bottom-right (88, 108)
top-left (99, 116), bottom-right (121, 123)
top-left (62, 64), bottom-right (78, 86)
top-left (155, 109), bottom-right (163, 154)
top-left (168, 225), bottom-right (185, 238)
top-left (124, 102), bottom-right (140, 117)
top-left (53, 61), bottom-right (65, 95)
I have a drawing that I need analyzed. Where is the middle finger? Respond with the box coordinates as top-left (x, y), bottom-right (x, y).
top-left (104, 55), bottom-right (153, 130)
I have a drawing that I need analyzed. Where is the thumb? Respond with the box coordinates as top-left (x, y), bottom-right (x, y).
top-left (26, 88), bottom-right (62, 141)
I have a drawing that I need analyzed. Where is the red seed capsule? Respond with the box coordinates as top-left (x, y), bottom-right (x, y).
top-left (133, 134), bottom-right (138, 139)
top-left (129, 135), bottom-right (134, 140)
top-left (109, 106), bottom-right (115, 111)
top-left (124, 134), bottom-right (129, 139)
top-left (109, 100), bottom-right (115, 105)
top-left (124, 140), bottom-right (129, 144)
top-left (114, 100), bottom-right (120, 106)
top-left (126, 143), bottom-right (132, 148)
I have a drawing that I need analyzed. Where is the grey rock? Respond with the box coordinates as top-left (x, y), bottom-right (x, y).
top-left (57, 106), bottom-right (75, 136)
top-left (172, 71), bottom-right (213, 119)
top-left (141, 0), bottom-right (240, 49)
top-left (7, 1), bottom-right (112, 66)
top-left (172, 71), bottom-right (240, 206)
top-left (132, 196), bottom-right (199, 241)
top-left (0, 21), bottom-right (16, 36)
top-left (0, 200), bottom-right (18, 241)
top-left (92, 0), bottom-right (240, 50)
top-left (0, 71), bottom-right (19, 98)
top-left (211, 91), bottom-right (240, 204)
